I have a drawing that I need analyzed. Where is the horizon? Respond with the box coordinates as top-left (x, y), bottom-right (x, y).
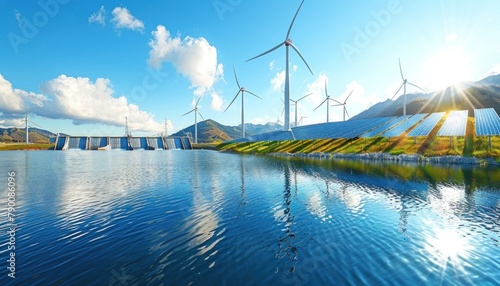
top-left (1, 0), bottom-right (500, 136)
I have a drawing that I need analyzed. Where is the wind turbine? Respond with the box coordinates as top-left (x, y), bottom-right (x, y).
top-left (290, 93), bottom-right (312, 127)
top-left (314, 79), bottom-right (341, 122)
top-left (298, 115), bottom-right (307, 126)
top-left (181, 96), bottom-right (204, 144)
top-left (246, 0), bottom-right (313, 132)
top-left (225, 66), bottom-right (261, 138)
top-left (23, 113), bottom-right (43, 144)
top-left (391, 58), bottom-right (425, 116)
top-left (338, 91), bottom-right (354, 121)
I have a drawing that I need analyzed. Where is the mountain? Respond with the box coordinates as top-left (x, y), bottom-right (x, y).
top-left (351, 74), bottom-right (500, 120)
top-left (0, 127), bottom-right (55, 143)
top-left (171, 119), bottom-right (282, 143)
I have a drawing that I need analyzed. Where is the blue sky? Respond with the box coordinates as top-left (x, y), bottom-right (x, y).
top-left (1, 0), bottom-right (500, 136)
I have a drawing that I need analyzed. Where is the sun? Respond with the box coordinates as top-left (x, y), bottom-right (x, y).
top-left (423, 47), bottom-right (472, 92)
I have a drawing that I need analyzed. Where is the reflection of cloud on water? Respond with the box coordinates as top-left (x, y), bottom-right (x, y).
top-left (306, 192), bottom-right (326, 220)
top-left (336, 186), bottom-right (364, 214)
top-left (428, 185), bottom-right (466, 218)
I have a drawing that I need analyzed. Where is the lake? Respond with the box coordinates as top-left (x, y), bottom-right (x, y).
top-left (0, 150), bottom-right (499, 285)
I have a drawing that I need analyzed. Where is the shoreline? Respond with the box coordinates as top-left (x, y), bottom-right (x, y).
top-left (267, 151), bottom-right (500, 166)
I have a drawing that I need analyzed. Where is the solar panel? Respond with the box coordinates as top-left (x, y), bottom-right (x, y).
top-left (474, 108), bottom-right (500, 136)
top-left (407, 112), bottom-right (445, 137)
top-left (437, 110), bottom-right (468, 136)
top-left (361, 116), bottom-right (408, 138)
top-left (381, 113), bottom-right (428, 137)
top-left (292, 117), bottom-right (395, 140)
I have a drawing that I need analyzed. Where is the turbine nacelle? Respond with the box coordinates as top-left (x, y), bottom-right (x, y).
top-left (285, 39), bottom-right (293, 46)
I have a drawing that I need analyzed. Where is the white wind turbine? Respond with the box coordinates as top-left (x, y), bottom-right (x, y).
top-left (181, 96), bottom-right (204, 144)
top-left (290, 93), bottom-right (312, 127)
top-left (391, 58), bottom-right (425, 116)
top-left (314, 79), bottom-right (341, 123)
top-left (23, 113), bottom-right (43, 144)
top-left (338, 90), bottom-right (354, 121)
top-left (246, 0), bottom-right (313, 131)
top-left (298, 115), bottom-right (307, 126)
top-left (225, 66), bottom-right (261, 138)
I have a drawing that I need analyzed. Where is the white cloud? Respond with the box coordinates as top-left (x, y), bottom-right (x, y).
top-left (148, 25), bottom-right (224, 96)
top-left (305, 74), bottom-right (329, 105)
top-left (269, 60), bottom-right (275, 71)
top-left (210, 91), bottom-right (224, 111)
top-left (292, 65), bottom-right (298, 72)
top-left (0, 74), bottom-right (47, 113)
top-left (270, 70), bottom-right (285, 92)
top-left (111, 7), bottom-right (144, 32)
top-left (0, 75), bottom-right (25, 113)
top-left (0, 118), bottom-right (24, 128)
top-left (88, 6), bottom-right (107, 26)
top-left (39, 75), bottom-right (162, 132)
top-left (14, 10), bottom-right (22, 27)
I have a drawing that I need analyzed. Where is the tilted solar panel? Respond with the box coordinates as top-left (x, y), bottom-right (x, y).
top-left (474, 108), bottom-right (500, 136)
top-left (381, 113), bottom-right (427, 137)
top-left (407, 112), bottom-right (445, 137)
top-left (437, 110), bottom-right (468, 136)
top-left (361, 116), bottom-right (408, 138)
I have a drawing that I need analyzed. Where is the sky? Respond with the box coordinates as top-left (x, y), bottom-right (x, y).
top-left (1, 0), bottom-right (500, 137)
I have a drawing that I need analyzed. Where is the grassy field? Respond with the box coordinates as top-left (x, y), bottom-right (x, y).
top-left (218, 117), bottom-right (500, 160)
top-left (0, 143), bottom-right (55, 151)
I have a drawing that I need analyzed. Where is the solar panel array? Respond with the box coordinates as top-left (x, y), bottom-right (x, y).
top-left (380, 113), bottom-right (428, 137)
top-left (292, 117), bottom-right (394, 140)
top-left (361, 116), bottom-right (408, 138)
top-left (474, 108), bottom-right (500, 136)
top-left (437, 110), bottom-right (468, 136)
top-left (407, 112), bottom-right (445, 137)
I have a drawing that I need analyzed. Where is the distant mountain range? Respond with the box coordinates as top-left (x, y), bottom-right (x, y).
top-left (351, 74), bottom-right (500, 120)
top-left (171, 119), bottom-right (282, 143)
top-left (0, 127), bottom-right (55, 143)
top-left (2, 74), bottom-right (499, 144)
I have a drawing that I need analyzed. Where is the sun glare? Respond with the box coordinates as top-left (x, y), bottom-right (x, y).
top-left (423, 48), bottom-right (472, 92)
top-left (425, 227), bottom-right (472, 267)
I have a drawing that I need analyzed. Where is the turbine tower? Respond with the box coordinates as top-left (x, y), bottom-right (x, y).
top-left (181, 96), bottom-right (204, 144)
top-left (246, 0), bottom-right (313, 131)
top-left (314, 79), bottom-right (341, 122)
top-left (225, 66), bottom-right (261, 138)
top-left (391, 58), bottom-right (425, 116)
top-left (339, 91), bottom-right (354, 121)
top-left (290, 93), bottom-right (312, 127)
top-left (23, 113), bottom-right (43, 144)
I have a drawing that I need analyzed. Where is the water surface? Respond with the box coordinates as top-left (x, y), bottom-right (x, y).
top-left (0, 150), bottom-right (499, 285)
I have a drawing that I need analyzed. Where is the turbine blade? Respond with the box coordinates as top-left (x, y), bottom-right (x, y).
top-left (246, 90), bottom-right (261, 99)
top-left (314, 98), bottom-right (327, 111)
top-left (345, 90), bottom-right (354, 103)
top-left (330, 98), bottom-right (342, 105)
top-left (391, 83), bottom-right (404, 100)
top-left (224, 90), bottom-right (241, 112)
top-left (246, 42), bottom-right (284, 62)
top-left (345, 108), bottom-right (350, 119)
top-left (181, 109), bottom-right (195, 117)
top-left (29, 120), bottom-right (43, 128)
top-left (407, 82), bottom-right (426, 93)
top-left (281, 107), bottom-right (285, 117)
top-left (286, 0), bottom-right (305, 39)
top-left (324, 79), bottom-right (328, 97)
top-left (195, 95), bottom-right (203, 107)
top-left (289, 43), bottom-right (313, 75)
top-left (233, 66), bottom-right (241, 89)
top-left (399, 58), bottom-right (404, 80)
top-left (198, 111), bottom-right (205, 121)
top-left (298, 93), bottom-right (312, 102)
